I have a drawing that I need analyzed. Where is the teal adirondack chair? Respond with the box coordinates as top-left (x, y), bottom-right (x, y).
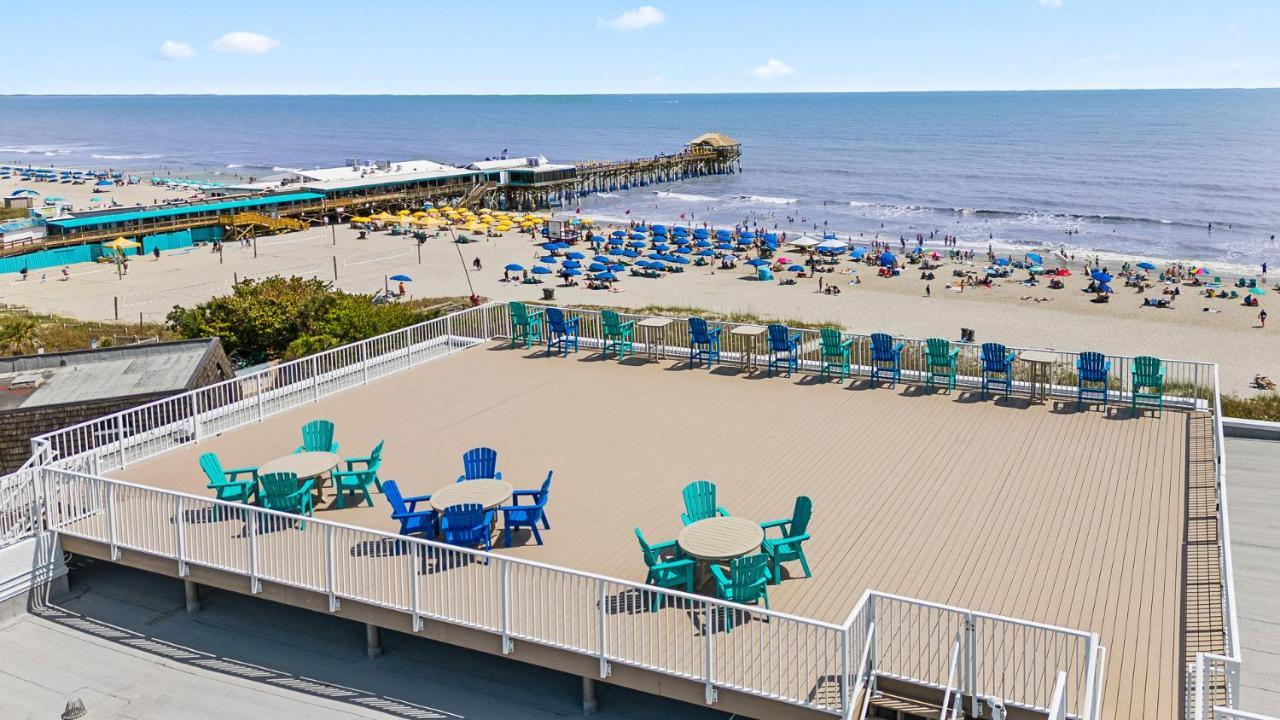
top-left (199, 452), bottom-right (258, 505)
top-left (295, 419), bottom-right (338, 454)
top-left (635, 528), bottom-right (695, 611)
top-left (601, 310), bottom-right (635, 360)
top-left (510, 301), bottom-right (543, 349)
top-left (1131, 355), bottom-right (1165, 413)
top-left (924, 338), bottom-right (959, 392)
top-left (760, 496), bottom-right (813, 584)
top-left (818, 327), bottom-right (853, 382)
top-left (258, 471), bottom-right (315, 528)
top-left (711, 554), bottom-right (771, 630)
top-left (681, 480), bottom-right (729, 526)
top-left (331, 440), bottom-right (384, 508)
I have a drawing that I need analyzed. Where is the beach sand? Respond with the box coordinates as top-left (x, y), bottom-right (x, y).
top-left (2, 172), bottom-right (200, 215)
top-left (0, 215), bottom-right (1273, 397)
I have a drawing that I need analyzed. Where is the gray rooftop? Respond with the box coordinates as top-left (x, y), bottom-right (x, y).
top-left (0, 339), bottom-right (219, 412)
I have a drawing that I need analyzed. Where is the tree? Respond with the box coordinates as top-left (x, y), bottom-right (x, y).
top-left (167, 276), bottom-right (426, 365)
top-left (0, 316), bottom-right (41, 355)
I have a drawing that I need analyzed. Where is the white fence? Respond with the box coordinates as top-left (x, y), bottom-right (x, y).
top-left (9, 300), bottom-right (1257, 718)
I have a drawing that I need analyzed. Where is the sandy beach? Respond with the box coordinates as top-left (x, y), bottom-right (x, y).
top-left (0, 208), bottom-right (1273, 396)
top-left (2, 169), bottom-right (204, 215)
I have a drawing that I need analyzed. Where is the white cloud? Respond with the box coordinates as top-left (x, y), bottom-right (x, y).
top-left (157, 40), bottom-right (195, 61)
top-left (1038, 0), bottom-right (1063, 8)
top-left (600, 6), bottom-right (666, 31)
top-left (212, 31), bottom-right (280, 55)
top-left (750, 58), bottom-right (795, 80)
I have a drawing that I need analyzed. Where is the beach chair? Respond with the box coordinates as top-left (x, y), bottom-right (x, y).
top-left (601, 310), bottom-right (635, 360)
top-left (382, 480), bottom-right (437, 539)
top-left (509, 301), bottom-right (543, 349)
top-left (765, 323), bottom-right (801, 377)
top-left (635, 528), bottom-right (695, 611)
top-left (499, 472), bottom-right (553, 547)
top-left (1076, 351), bottom-right (1111, 409)
top-left (687, 317), bottom-right (721, 370)
top-left (924, 338), bottom-right (959, 392)
top-left (711, 554), bottom-right (772, 629)
top-left (458, 447), bottom-right (501, 482)
top-left (440, 503), bottom-right (495, 555)
top-left (818, 327), bottom-right (853, 382)
top-left (544, 307), bottom-right (579, 357)
top-left (331, 441), bottom-right (384, 508)
top-left (258, 472), bottom-right (314, 529)
top-left (869, 333), bottom-right (904, 387)
top-left (980, 343), bottom-right (1018, 399)
top-left (1131, 355), bottom-right (1165, 414)
top-left (200, 452), bottom-right (258, 506)
top-left (295, 419), bottom-right (338, 454)
top-left (761, 496), bottom-right (813, 584)
top-left (681, 480), bottom-right (729, 525)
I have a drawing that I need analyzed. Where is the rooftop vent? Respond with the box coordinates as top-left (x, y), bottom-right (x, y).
top-left (8, 373), bottom-right (43, 389)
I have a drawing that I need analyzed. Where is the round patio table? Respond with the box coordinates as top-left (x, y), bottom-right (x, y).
top-left (258, 451), bottom-right (339, 481)
top-left (678, 516), bottom-right (764, 562)
top-left (429, 479), bottom-right (513, 511)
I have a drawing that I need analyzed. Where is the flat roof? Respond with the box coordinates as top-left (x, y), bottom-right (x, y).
top-left (46, 193), bottom-right (323, 230)
top-left (113, 342), bottom-right (1196, 719)
top-left (0, 339), bottom-right (216, 411)
top-left (300, 168), bottom-right (477, 193)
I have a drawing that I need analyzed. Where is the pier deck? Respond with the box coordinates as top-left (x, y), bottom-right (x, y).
top-left (107, 342), bottom-right (1198, 719)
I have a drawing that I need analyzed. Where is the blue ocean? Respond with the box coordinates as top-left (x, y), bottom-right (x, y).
top-left (2, 91), bottom-right (1278, 267)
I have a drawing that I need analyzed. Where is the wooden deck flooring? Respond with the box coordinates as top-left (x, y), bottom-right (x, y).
top-left (111, 342), bottom-right (1202, 719)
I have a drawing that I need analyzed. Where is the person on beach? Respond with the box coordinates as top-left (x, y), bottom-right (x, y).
top-left (1261, 309), bottom-right (1268, 328)
top-left (153, 247), bottom-right (161, 261)
top-left (60, 267), bottom-right (69, 281)
top-left (19, 267), bottom-right (28, 281)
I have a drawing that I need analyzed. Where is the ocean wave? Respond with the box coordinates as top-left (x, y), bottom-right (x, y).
top-left (653, 191), bottom-right (719, 202)
top-left (734, 194), bottom-right (796, 205)
top-left (851, 199), bottom-right (1205, 231)
top-left (272, 166), bottom-right (302, 173)
top-left (226, 163), bottom-right (245, 169)
top-left (0, 145), bottom-right (74, 156)
top-left (91, 153), bottom-right (162, 160)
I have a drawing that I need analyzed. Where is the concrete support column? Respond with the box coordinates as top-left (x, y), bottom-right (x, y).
top-left (183, 579), bottom-right (200, 614)
top-left (365, 623), bottom-right (382, 659)
top-left (581, 676), bottom-right (597, 716)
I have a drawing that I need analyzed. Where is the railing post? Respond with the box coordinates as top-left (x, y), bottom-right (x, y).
top-left (255, 373), bottom-right (265, 422)
top-left (311, 356), bottom-right (321, 402)
top-left (703, 603), bottom-right (717, 703)
top-left (964, 611), bottom-right (977, 716)
top-left (1082, 634), bottom-right (1097, 720)
top-left (189, 392), bottom-right (201, 443)
top-left (447, 315), bottom-right (455, 354)
top-left (247, 511), bottom-right (260, 593)
top-left (360, 341), bottom-right (369, 384)
top-left (500, 560), bottom-right (513, 653)
top-left (841, 625), bottom-right (851, 718)
top-left (408, 543), bottom-right (421, 631)
top-left (173, 495), bottom-right (186, 576)
top-left (106, 481), bottom-right (119, 559)
top-left (115, 415), bottom-right (126, 470)
top-left (325, 524), bottom-right (338, 611)
top-left (406, 326), bottom-right (416, 367)
top-left (596, 578), bottom-right (610, 678)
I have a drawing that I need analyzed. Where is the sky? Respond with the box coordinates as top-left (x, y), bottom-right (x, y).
top-left (4, 0), bottom-right (1279, 94)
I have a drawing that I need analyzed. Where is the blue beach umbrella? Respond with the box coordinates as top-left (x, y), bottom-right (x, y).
top-left (673, 236), bottom-right (690, 245)
top-left (672, 226), bottom-right (688, 236)
top-left (562, 268), bottom-right (582, 277)
top-left (647, 252), bottom-right (664, 260)
top-left (652, 225), bottom-right (667, 236)
top-left (627, 240), bottom-right (646, 248)
top-left (695, 239), bottom-right (712, 248)
top-left (389, 274), bottom-right (413, 282)
top-left (630, 232), bottom-right (646, 240)
top-left (593, 255), bottom-right (610, 263)
top-left (693, 228), bottom-right (710, 239)
top-left (1091, 270), bottom-right (1113, 283)
top-left (589, 262), bottom-right (607, 272)
top-left (1027, 253), bottom-right (1044, 265)
top-left (606, 236), bottom-right (623, 246)
top-left (609, 264), bottom-right (625, 272)
top-left (715, 242), bottom-right (734, 251)
top-left (532, 265), bottom-right (552, 275)
top-left (611, 229), bottom-right (626, 237)
top-left (565, 251), bottom-right (586, 260)
top-left (879, 252), bottom-right (896, 267)
top-left (1098, 282), bottom-right (1113, 294)
top-left (675, 247), bottom-right (692, 254)
top-left (741, 231), bottom-right (756, 240)
top-left (994, 257), bottom-right (1010, 266)
top-left (606, 248), bottom-right (623, 256)
top-left (1136, 261), bottom-right (1157, 271)
top-left (504, 263), bottom-right (524, 272)
top-left (563, 260), bottom-right (582, 269)
top-left (596, 272), bottom-right (617, 281)
top-left (850, 247), bottom-right (866, 259)
top-left (539, 255), bottom-right (559, 264)
top-left (671, 256), bottom-right (690, 264)
top-left (746, 258), bottom-right (769, 267)
top-left (622, 249), bottom-right (639, 258)
top-left (788, 265), bottom-right (805, 272)
top-left (697, 250), bottom-right (715, 257)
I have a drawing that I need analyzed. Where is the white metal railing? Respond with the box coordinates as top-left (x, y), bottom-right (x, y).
top-left (11, 300), bottom-right (1249, 719)
top-left (1047, 671), bottom-right (1069, 720)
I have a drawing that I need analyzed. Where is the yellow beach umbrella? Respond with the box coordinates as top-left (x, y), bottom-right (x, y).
top-left (371, 211), bottom-right (395, 221)
top-left (351, 216), bottom-right (371, 223)
top-left (104, 237), bottom-right (140, 252)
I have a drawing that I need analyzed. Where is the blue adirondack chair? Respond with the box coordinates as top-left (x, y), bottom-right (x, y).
top-left (545, 307), bottom-right (579, 357)
top-left (765, 323), bottom-right (801, 377)
top-left (711, 554), bottom-right (772, 630)
top-left (499, 471), bottom-right (553, 547)
top-left (258, 472), bottom-right (315, 528)
top-left (440, 503), bottom-right (495, 554)
top-left (981, 343), bottom-right (1018, 399)
top-left (509, 301), bottom-right (544, 349)
top-left (1131, 355), bottom-right (1165, 413)
top-left (687, 317), bottom-right (721, 369)
top-left (331, 440), bottom-right (384, 508)
top-left (295, 419), bottom-right (338, 454)
top-left (760, 496), bottom-right (813, 584)
top-left (635, 528), bottom-right (695, 611)
top-left (1076, 351), bottom-right (1111, 409)
top-left (924, 338), bottom-right (959, 392)
top-left (681, 480), bottom-right (729, 525)
top-left (199, 452), bottom-right (258, 505)
top-left (870, 333), bottom-right (904, 386)
top-left (458, 447), bottom-right (501, 482)
top-left (819, 327), bottom-right (853, 382)
top-left (601, 310), bottom-right (635, 360)
top-left (382, 479), bottom-right (437, 539)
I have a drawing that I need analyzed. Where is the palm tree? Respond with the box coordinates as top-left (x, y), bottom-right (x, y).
top-left (0, 316), bottom-right (41, 355)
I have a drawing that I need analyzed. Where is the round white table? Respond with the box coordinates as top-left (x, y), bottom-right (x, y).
top-left (259, 451), bottom-right (339, 480)
top-left (678, 516), bottom-right (764, 562)
top-left (429, 479), bottom-right (514, 511)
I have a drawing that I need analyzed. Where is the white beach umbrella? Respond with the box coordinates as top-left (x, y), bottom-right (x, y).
top-left (788, 235), bottom-right (821, 249)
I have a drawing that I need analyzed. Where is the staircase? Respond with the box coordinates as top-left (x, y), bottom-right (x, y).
top-left (224, 212), bottom-right (308, 234)
top-left (457, 181), bottom-right (496, 210)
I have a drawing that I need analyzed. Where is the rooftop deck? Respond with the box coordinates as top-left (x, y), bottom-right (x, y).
top-left (105, 340), bottom-right (1200, 719)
